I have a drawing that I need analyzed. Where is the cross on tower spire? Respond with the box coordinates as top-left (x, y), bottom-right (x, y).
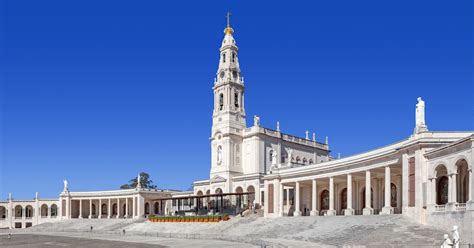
top-left (226, 12), bottom-right (231, 27)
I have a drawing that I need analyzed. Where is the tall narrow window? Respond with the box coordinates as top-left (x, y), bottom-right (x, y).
top-left (232, 53), bottom-right (235, 62)
top-left (222, 53), bottom-right (226, 63)
top-left (234, 93), bottom-right (239, 108)
top-left (219, 93), bottom-right (224, 110)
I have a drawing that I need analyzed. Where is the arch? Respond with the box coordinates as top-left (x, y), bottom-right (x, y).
top-left (206, 189), bottom-right (211, 195)
top-left (340, 188), bottom-right (347, 210)
top-left (381, 183), bottom-right (398, 207)
top-left (91, 204), bottom-right (96, 216)
top-left (456, 159), bottom-right (469, 203)
top-left (235, 186), bottom-right (244, 193)
top-left (112, 203), bottom-right (118, 215)
top-left (51, 204), bottom-right (58, 217)
top-left (390, 183), bottom-right (397, 207)
top-left (25, 205), bottom-right (33, 218)
top-left (154, 202), bottom-right (159, 214)
top-left (101, 203), bottom-right (107, 216)
top-left (0, 206), bottom-right (6, 219)
top-left (215, 188), bottom-right (223, 194)
top-left (40, 204), bottom-right (48, 217)
top-left (296, 156), bottom-right (301, 163)
top-left (196, 190), bottom-right (203, 196)
top-left (435, 164), bottom-right (449, 205)
top-left (144, 202), bottom-right (150, 215)
top-left (320, 190), bottom-right (329, 210)
top-left (14, 205), bottom-right (22, 218)
top-left (303, 158), bottom-right (308, 164)
top-left (309, 159), bottom-right (314, 165)
top-left (247, 185), bottom-right (256, 205)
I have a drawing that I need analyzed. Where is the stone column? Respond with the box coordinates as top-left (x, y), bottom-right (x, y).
top-left (286, 188), bottom-right (290, 210)
top-left (107, 199), bottom-right (111, 219)
top-left (264, 181), bottom-right (269, 216)
top-left (310, 179), bottom-right (319, 216)
top-left (66, 196), bottom-right (71, 219)
top-left (447, 173), bottom-right (458, 211)
top-left (382, 166), bottom-right (394, 214)
top-left (132, 196), bottom-right (136, 218)
top-left (402, 153), bottom-right (409, 210)
top-left (125, 198), bottom-right (129, 218)
top-left (279, 182), bottom-right (284, 217)
top-left (273, 178), bottom-right (280, 216)
top-left (363, 170), bottom-right (373, 215)
top-left (467, 168), bottom-right (474, 211)
top-left (294, 181), bottom-right (302, 216)
top-left (98, 199), bottom-right (102, 219)
top-left (116, 198), bottom-right (120, 219)
top-left (327, 177), bottom-right (335, 216)
top-left (79, 200), bottom-right (83, 219)
top-left (88, 199), bottom-right (92, 219)
top-left (345, 174), bottom-right (354, 215)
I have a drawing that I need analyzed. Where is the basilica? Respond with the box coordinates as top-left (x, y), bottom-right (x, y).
top-left (1, 16), bottom-right (472, 243)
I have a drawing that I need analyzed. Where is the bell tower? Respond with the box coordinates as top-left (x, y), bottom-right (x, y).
top-left (210, 13), bottom-right (246, 185)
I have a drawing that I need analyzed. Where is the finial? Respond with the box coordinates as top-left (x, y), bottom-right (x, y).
top-left (325, 136), bottom-right (328, 145)
top-left (226, 12), bottom-right (231, 27)
top-left (137, 173), bottom-right (142, 188)
top-left (35, 192), bottom-right (39, 200)
top-left (224, 12), bottom-right (234, 35)
top-left (312, 132), bottom-right (316, 142)
top-left (305, 131), bottom-right (309, 140)
top-left (276, 121), bottom-right (280, 132)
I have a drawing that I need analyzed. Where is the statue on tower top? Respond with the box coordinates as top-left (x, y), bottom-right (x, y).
top-left (137, 173), bottom-right (142, 189)
top-left (63, 179), bottom-right (69, 192)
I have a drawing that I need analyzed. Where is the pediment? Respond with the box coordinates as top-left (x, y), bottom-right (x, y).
top-left (210, 175), bottom-right (227, 183)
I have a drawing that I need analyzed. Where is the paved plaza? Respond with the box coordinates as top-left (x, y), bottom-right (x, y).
top-left (0, 233), bottom-right (256, 248)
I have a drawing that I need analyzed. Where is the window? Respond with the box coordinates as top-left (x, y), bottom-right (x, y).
top-left (219, 93), bottom-right (224, 110)
top-left (223, 53), bottom-right (226, 63)
top-left (232, 53), bottom-right (235, 62)
top-left (234, 93), bottom-right (239, 108)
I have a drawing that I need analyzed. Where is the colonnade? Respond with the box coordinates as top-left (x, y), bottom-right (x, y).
top-left (266, 165), bottom-right (400, 217)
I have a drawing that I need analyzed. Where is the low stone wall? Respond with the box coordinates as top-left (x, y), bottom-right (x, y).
top-left (426, 210), bottom-right (474, 245)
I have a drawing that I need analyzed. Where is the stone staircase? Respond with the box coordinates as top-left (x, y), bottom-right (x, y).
top-left (28, 215), bottom-right (448, 247)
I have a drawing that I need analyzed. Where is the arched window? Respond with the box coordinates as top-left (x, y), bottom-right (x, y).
top-left (112, 203), bottom-right (117, 215)
top-left (51, 204), bottom-right (58, 217)
top-left (145, 203), bottom-right (150, 215)
top-left (340, 188), bottom-right (347, 210)
top-left (309, 159), bottom-right (314, 165)
top-left (296, 156), bottom-right (301, 163)
top-left (437, 176), bottom-right (449, 205)
top-left (222, 53), bottom-right (226, 63)
top-left (0, 206), bottom-right (6, 219)
top-left (101, 204), bottom-right (107, 215)
top-left (320, 190), bottom-right (329, 210)
top-left (390, 183), bottom-right (397, 207)
top-left (219, 93), bottom-right (224, 110)
top-left (14, 205), bottom-right (22, 218)
top-left (302, 158), bottom-right (307, 164)
top-left (40, 204), bottom-right (48, 217)
top-left (232, 53), bottom-right (235, 62)
top-left (154, 202), bottom-right (159, 214)
top-left (25, 205), bottom-right (33, 218)
top-left (91, 204), bottom-right (96, 216)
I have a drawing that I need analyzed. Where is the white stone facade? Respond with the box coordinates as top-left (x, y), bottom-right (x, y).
top-left (2, 18), bottom-right (472, 244)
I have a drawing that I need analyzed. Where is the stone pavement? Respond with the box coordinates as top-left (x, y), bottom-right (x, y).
top-left (0, 233), bottom-right (257, 248)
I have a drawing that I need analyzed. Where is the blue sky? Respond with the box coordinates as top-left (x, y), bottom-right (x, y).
top-left (1, 0), bottom-right (472, 199)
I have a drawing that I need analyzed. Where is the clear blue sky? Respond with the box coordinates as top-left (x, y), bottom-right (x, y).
top-left (1, 0), bottom-right (472, 200)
